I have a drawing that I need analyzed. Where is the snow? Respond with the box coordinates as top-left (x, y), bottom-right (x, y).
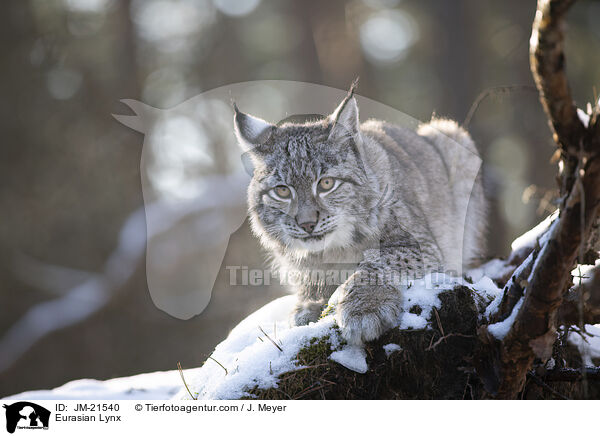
top-left (484, 292), bottom-right (503, 320)
top-left (577, 108), bottom-right (590, 128)
top-left (177, 273), bottom-right (490, 399)
top-left (400, 312), bottom-right (428, 329)
top-left (510, 210), bottom-right (558, 253)
top-left (175, 295), bottom-right (341, 399)
top-left (468, 258), bottom-right (513, 283)
top-left (565, 264), bottom-right (600, 365)
top-left (382, 343), bottom-right (402, 357)
top-left (399, 273), bottom-right (468, 329)
top-left (484, 294), bottom-right (503, 320)
top-left (4, 272), bottom-right (504, 401)
top-left (3, 370), bottom-right (185, 401)
top-left (483, 250), bottom-right (536, 320)
top-left (487, 297), bottom-right (524, 340)
top-left (473, 276), bottom-right (502, 299)
top-left (567, 325), bottom-right (600, 366)
top-left (330, 346), bottom-right (368, 373)
top-left (571, 260), bottom-right (600, 285)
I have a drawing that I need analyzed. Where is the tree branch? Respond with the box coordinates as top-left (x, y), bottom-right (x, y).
top-left (477, 0), bottom-right (600, 399)
top-left (530, 0), bottom-right (585, 163)
top-left (538, 366), bottom-right (600, 382)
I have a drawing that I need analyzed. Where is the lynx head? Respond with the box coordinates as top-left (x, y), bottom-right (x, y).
top-left (233, 86), bottom-right (383, 258)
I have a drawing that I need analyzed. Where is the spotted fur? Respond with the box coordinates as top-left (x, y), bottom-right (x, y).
top-left (234, 89), bottom-right (487, 345)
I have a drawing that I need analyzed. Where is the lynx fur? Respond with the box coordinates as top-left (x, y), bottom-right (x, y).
top-left (233, 85), bottom-right (487, 345)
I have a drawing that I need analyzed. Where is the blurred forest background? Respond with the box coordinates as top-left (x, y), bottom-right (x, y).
top-left (1, 0), bottom-right (599, 397)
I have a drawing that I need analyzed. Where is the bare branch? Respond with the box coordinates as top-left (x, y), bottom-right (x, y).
top-left (483, 151), bottom-right (600, 398)
top-left (529, 0), bottom-right (585, 158)
top-left (526, 371), bottom-right (571, 399)
top-left (538, 366), bottom-right (600, 382)
top-left (477, 0), bottom-right (600, 399)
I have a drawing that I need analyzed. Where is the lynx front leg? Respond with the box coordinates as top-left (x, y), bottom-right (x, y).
top-left (335, 267), bottom-right (403, 345)
top-left (289, 279), bottom-right (337, 326)
top-left (290, 298), bottom-right (327, 326)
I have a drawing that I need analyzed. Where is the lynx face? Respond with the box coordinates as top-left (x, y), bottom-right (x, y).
top-left (234, 96), bottom-right (381, 257)
top-left (249, 129), bottom-right (363, 254)
top-left (233, 84), bottom-right (488, 344)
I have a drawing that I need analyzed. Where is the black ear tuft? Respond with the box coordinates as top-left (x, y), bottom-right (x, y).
top-left (348, 77), bottom-right (359, 98)
top-left (233, 104), bottom-right (275, 151)
top-left (329, 82), bottom-right (360, 142)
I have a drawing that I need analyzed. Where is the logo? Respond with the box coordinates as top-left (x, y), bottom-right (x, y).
top-left (3, 402), bottom-right (50, 434)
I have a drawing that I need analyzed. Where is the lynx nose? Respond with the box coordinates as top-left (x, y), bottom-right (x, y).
top-left (296, 211), bottom-right (319, 234)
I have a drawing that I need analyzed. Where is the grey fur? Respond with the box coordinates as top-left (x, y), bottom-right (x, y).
top-left (234, 89), bottom-right (487, 345)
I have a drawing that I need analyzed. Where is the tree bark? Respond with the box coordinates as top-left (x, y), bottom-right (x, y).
top-left (476, 0), bottom-right (600, 399)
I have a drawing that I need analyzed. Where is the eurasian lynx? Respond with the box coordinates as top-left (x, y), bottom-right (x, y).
top-left (234, 84), bottom-right (487, 345)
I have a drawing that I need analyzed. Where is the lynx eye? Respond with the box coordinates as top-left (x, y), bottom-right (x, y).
top-left (317, 177), bottom-right (337, 193)
top-left (271, 185), bottom-right (291, 200)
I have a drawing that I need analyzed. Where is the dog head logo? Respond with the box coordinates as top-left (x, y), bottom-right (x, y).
top-left (3, 402), bottom-right (50, 434)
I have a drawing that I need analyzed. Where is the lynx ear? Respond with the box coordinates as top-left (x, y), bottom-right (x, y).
top-left (329, 85), bottom-right (360, 142)
top-left (233, 104), bottom-right (274, 152)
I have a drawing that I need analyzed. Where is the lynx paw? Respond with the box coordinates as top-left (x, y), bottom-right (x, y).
top-left (335, 287), bottom-right (402, 346)
top-left (290, 300), bottom-right (326, 326)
